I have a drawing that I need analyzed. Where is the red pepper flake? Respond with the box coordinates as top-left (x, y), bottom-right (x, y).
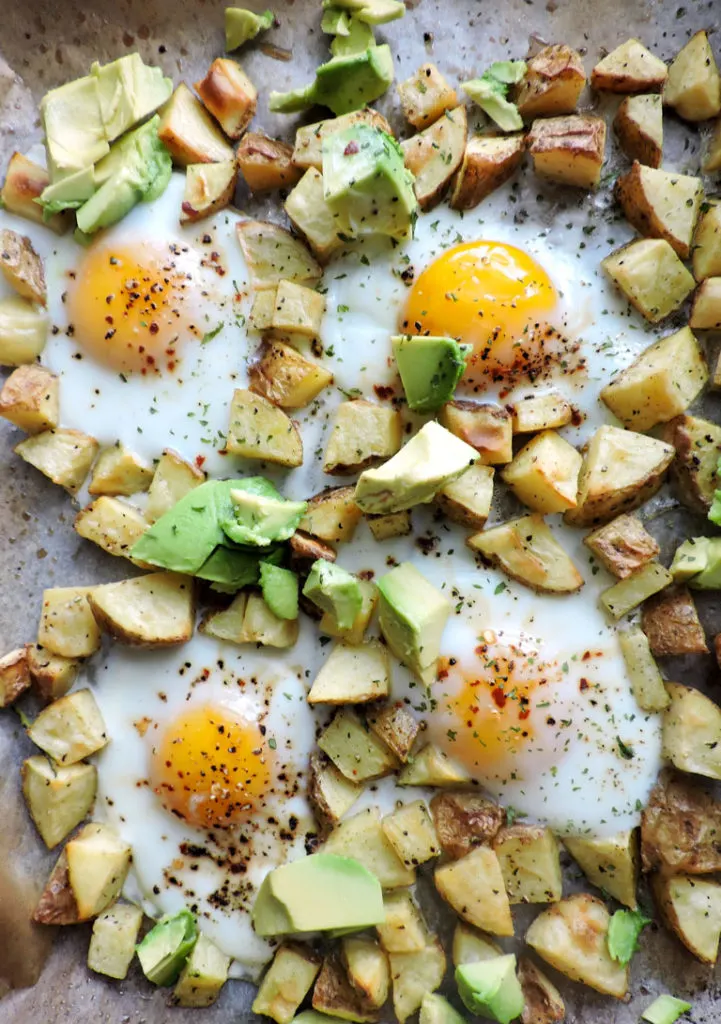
top-left (195, 455), bottom-right (206, 470)
top-left (579, 678), bottom-right (589, 691)
top-left (519, 707), bottom-right (530, 720)
top-left (344, 141), bottom-right (359, 156)
top-left (491, 686), bottom-right (506, 709)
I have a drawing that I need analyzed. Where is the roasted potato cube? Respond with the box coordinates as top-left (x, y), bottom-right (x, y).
top-left (88, 902), bottom-right (143, 980)
top-left (0, 364), bottom-right (58, 433)
top-left (381, 800), bottom-right (440, 868)
top-left (452, 922), bottom-right (502, 965)
top-left (642, 773), bottom-right (721, 876)
top-left (665, 30), bottom-right (721, 122)
top-left (33, 851), bottom-right (79, 925)
top-left (88, 443), bottom-right (154, 497)
top-left (367, 704), bottom-right (419, 763)
top-left (0, 152), bottom-right (69, 233)
top-left (272, 279), bottom-right (325, 337)
top-left (341, 937), bottom-right (389, 1009)
top-left (324, 399), bottom-right (402, 475)
top-left (0, 290), bottom-right (46, 364)
top-left (308, 639), bottom-right (390, 704)
top-left (615, 162), bottom-right (703, 259)
top-left (195, 58), bottom-right (257, 140)
top-left (435, 464), bottom-right (494, 529)
top-left (180, 160), bottom-right (236, 223)
top-left (563, 831), bottom-right (639, 909)
top-left (665, 414), bottom-right (721, 513)
top-left (592, 39), bottom-right (668, 93)
top-left (323, 807), bottom-right (415, 888)
top-left (564, 424), bottom-right (674, 527)
top-left (0, 647), bottom-right (31, 706)
top-left (600, 561), bottom-right (672, 619)
top-left (502, 430), bottom-right (582, 514)
top-left (584, 514), bottom-right (659, 578)
top-left (430, 791), bottom-right (504, 859)
top-left (690, 276), bottom-right (721, 330)
top-left (38, 586), bottom-right (101, 659)
top-left (250, 340), bottom-right (333, 408)
top-left (618, 626), bottom-right (670, 713)
top-left (248, 287), bottom-right (277, 331)
top-left (65, 822), bottom-right (131, 921)
top-left (440, 401), bottom-right (512, 465)
top-left (27, 689), bottom-right (108, 765)
top-left (517, 957), bottom-right (565, 1024)
top-left (293, 109), bottom-right (392, 171)
top-left (312, 953), bottom-right (379, 1024)
top-left (493, 825), bottom-right (562, 904)
top-left (398, 64), bottom-right (458, 129)
top-left (26, 643), bottom-right (79, 702)
top-left (398, 744), bottom-right (471, 786)
top-left (22, 756), bottom-right (96, 849)
top-left (15, 427), bottom-right (98, 493)
top-left (253, 943), bottom-right (321, 1024)
top-left (88, 571), bottom-right (195, 647)
top-left (226, 388), bottom-right (303, 468)
top-left (240, 592), bottom-right (299, 648)
top-left (366, 509), bottom-right (412, 541)
top-left (450, 134), bottom-right (525, 211)
top-left (510, 390), bottom-right (572, 433)
top-left (308, 752), bottom-right (362, 826)
top-left (388, 938), bottom-right (446, 1024)
top-left (613, 94), bottom-right (663, 167)
top-left (158, 83), bottom-right (235, 165)
top-left (377, 890), bottom-right (428, 953)
top-left (0, 229), bottom-right (46, 305)
top-left (319, 578), bottom-right (376, 644)
top-left (653, 874), bottom-right (721, 963)
top-left (515, 44), bottom-right (586, 119)
top-left (402, 106), bottom-right (467, 211)
top-left (693, 200), bottom-right (721, 281)
top-left (237, 132), bottom-right (302, 192)
top-left (528, 114), bottom-right (606, 189)
top-left (74, 496), bottom-right (148, 561)
top-left (300, 486), bottom-right (363, 544)
top-left (237, 219), bottom-right (322, 289)
top-left (601, 238), bottom-right (695, 322)
top-left (526, 893), bottom-right (628, 998)
top-left (435, 846), bottom-right (513, 936)
top-left (642, 586), bottom-right (707, 656)
top-left (319, 709), bottom-right (399, 783)
top-left (663, 683), bottom-right (721, 782)
top-left (146, 448), bottom-right (205, 523)
top-left (285, 168), bottom-right (343, 263)
top-left (198, 593), bottom-right (248, 644)
top-left (468, 514), bottom-right (583, 594)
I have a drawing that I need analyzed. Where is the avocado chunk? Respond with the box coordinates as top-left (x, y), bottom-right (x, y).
top-left (420, 993), bottom-right (468, 1024)
top-left (225, 8), bottom-right (274, 50)
top-left (136, 908), bottom-right (199, 987)
top-left (670, 537), bottom-right (721, 589)
top-left (456, 955), bottom-right (525, 1024)
top-left (222, 483), bottom-right (307, 546)
top-left (270, 45), bottom-right (394, 116)
top-left (92, 54), bottom-right (173, 142)
top-left (330, 17), bottom-right (375, 57)
top-left (302, 560), bottom-right (362, 630)
top-left (324, 0), bottom-right (406, 24)
top-left (462, 61), bottom-right (526, 132)
top-left (323, 124), bottom-right (417, 240)
top-left (260, 562), bottom-right (299, 620)
top-left (354, 420), bottom-right (479, 514)
top-left (196, 546), bottom-right (262, 592)
top-left (641, 995), bottom-right (693, 1024)
top-left (392, 335), bottom-right (468, 412)
top-left (377, 562), bottom-right (451, 687)
top-left (252, 853), bottom-right (384, 936)
top-left (38, 165), bottom-right (97, 217)
top-left (40, 75), bottom-right (109, 177)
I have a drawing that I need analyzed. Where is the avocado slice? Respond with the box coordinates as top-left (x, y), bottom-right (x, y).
top-left (670, 536), bottom-right (721, 588)
top-left (225, 8), bottom-right (274, 50)
top-left (302, 560), bottom-right (362, 630)
top-left (456, 955), bottom-right (525, 1024)
top-left (330, 17), bottom-right (375, 57)
top-left (377, 562), bottom-right (451, 687)
top-left (136, 908), bottom-right (198, 986)
top-left (38, 165), bottom-right (97, 217)
top-left (322, 124), bottom-right (417, 241)
top-left (462, 62), bottom-right (527, 132)
top-left (420, 994), bottom-right (468, 1024)
top-left (222, 485), bottom-right (307, 547)
top-left (260, 562), bottom-right (299, 620)
top-left (641, 995), bottom-right (693, 1024)
top-left (252, 853), bottom-right (384, 936)
top-left (196, 546), bottom-right (262, 592)
top-left (392, 335), bottom-right (468, 412)
top-left (323, 0), bottom-right (406, 25)
top-left (92, 54), bottom-right (173, 142)
top-left (40, 75), bottom-right (109, 177)
top-left (270, 45), bottom-right (394, 116)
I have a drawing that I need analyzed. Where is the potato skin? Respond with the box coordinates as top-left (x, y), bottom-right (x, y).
top-left (430, 791), bottom-right (505, 859)
top-left (641, 586), bottom-right (708, 656)
top-left (33, 853), bottom-right (79, 926)
top-left (237, 132), bottom-right (302, 192)
top-left (642, 773), bottom-right (721, 875)
top-left (613, 95), bottom-right (662, 168)
top-left (450, 134), bottom-right (525, 211)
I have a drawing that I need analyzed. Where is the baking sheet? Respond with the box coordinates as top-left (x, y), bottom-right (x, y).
top-left (1, 0), bottom-right (720, 1020)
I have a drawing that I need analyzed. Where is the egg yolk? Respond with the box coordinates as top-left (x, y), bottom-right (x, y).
top-left (151, 704), bottom-right (272, 828)
top-left (66, 242), bottom-right (201, 373)
top-left (402, 241), bottom-right (558, 383)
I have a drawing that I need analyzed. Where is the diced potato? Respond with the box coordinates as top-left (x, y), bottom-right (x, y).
top-left (199, 593), bottom-right (247, 644)
top-left (468, 514), bottom-right (583, 594)
top-left (300, 486), bottom-right (363, 544)
top-left (602, 237), bottom-right (695, 322)
top-left (38, 586), bottom-right (101, 659)
top-left (435, 464), bottom-right (494, 529)
top-left (430, 791), bottom-right (505, 860)
top-left (285, 168), bottom-right (343, 264)
top-left (450, 134), bottom-right (526, 211)
top-left (515, 44), bottom-right (586, 119)
top-left (616, 162), bottom-right (703, 259)
top-left (528, 114), bottom-right (606, 189)
top-left (341, 937), bottom-right (389, 1008)
top-left (173, 934), bottom-right (231, 1008)
top-left (249, 287), bottom-right (277, 331)
top-left (398, 64), bottom-right (458, 129)
top-left (653, 874), bottom-right (721, 963)
top-left (318, 709), bottom-right (399, 783)
top-left (240, 592), bottom-right (299, 648)
top-left (272, 279), bottom-right (325, 338)
top-left (0, 229), bottom-right (46, 304)
top-left (74, 496), bottom-right (148, 562)
top-left (225, 388), bottom-right (303, 468)
top-left (88, 571), bottom-right (195, 647)
top-left (195, 58), bottom-right (257, 140)
top-left (180, 160), bottom-right (236, 223)
top-left (402, 106), bottom-right (467, 211)
top-left (0, 364), bottom-right (59, 433)
top-left (564, 424), bottom-right (674, 527)
top-left (323, 807), bottom-right (415, 888)
top-left (293, 109), bottom-right (392, 171)
top-left (27, 689), bottom-right (108, 765)
top-left (88, 902), bottom-right (143, 980)
top-left (618, 626), bottom-right (670, 713)
top-left (377, 890), bottom-right (428, 953)
top-left (381, 800), bottom-right (440, 867)
top-left (237, 219), bottom-right (322, 289)
top-left (600, 561), bottom-right (672, 619)
top-left (663, 683), bottom-right (721, 782)
top-left (705, 118), bottom-right (721, 174)
top-left (15, 427), bottom-right (98, 493)
top-left (517, 957), bottom-right (565, 1024)
top-left (26, 643), bottom-right (79, 702)
top-left (366, 509), bottom-right (412, 541)
top-left (0, 152), bottom-right (70, 233)
top-left (690, 277), bottom-right (721, 330)
top-left (22, 755), bottom-right (97, 849)
top-left (146, 448), bottom-right (205, 523)
top-left (693, 200), bottom-right (721, 282)
top-left (592, 39), bottom-right (668, 93)
top-left (614, 94), bottom-right (663, 167)
top-left (440, 401), bottom-right (512, 465)
top-left (510, 390), bottom-right (573, 433)
top-left (564, 831), bottom-right (638, 910)
top-left (324, 399), bottom-right (402, 475)
top-left (308, 639), bottom-right (390, 705)
top-left (388, 938), bottom-right (446, 1024)
top-left (65, 822), bottom-right (131, 921)
top-left (584, 514), bottom-right (659, 578)
top-left (158, 83), bottom-right (235, 165)
top-left (502, 430), bottom-right (582, 514)
top-left (312, 953), bottom-right (380, 1023)
top-left (88, 443), bottom-right (153, 496)
top-left (250, 340), bottom-right (333, 408)
top-left (452, 922), bottom-right (502, 965)
top-left (237, 132), bottom-right (302, 192)
top-left (252, 943), bottom-right (321, 1024)
top-left (397, 744), bottom-right (471, 787)
top-left (33, 851), bottom-right (79, 925)
top-left (493, 824), bottom-right (562, 904)
top-left (526, 893), bottom-right (628, 998)
top-left (642, 586), bottom-right (708, 656)
top-left (664, 30), bottom-right (721, 122)
top-left (667, 411), bottom-right (721, 511)
top-left (366, 704), bottom-right (419, 764)
top-left (308, 752), bottom-right (362, 826)
top-left (642, 772), bottom-right (721, 875)
top-left (319, 578), bottom-right (377, 644)
top-left (0, 647), bottom-right (31, 706)
top-left (435, 846), bottom-right (513, 936)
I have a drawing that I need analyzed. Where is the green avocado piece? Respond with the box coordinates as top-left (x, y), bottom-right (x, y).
top-left (321, 7), bottom-right (352, 34)
top-left (330, 17), bottom-right (375, 57)
top-left (196, 546), bottom-right (262, 591)
top-left (40, 75), bottom-right (109, 178)
top-left (37, 165), bottom-right (97, 217)
top-left (222, 487), bottom-right (307, 547)
top-left (323, 0), bottom-right (405, 25)
top-left (322, 124), bottom-right (417, 240)
top-left (392, 335), bottom-right (468, 413)
top-left (456, 955), bottom-right (525, 1024)
top-left (136, 909), bottom-right (198, 986)
top-left (260, 562), bottom-right (299, 620)
top-left (607, 908), bottom-right (650, 965)
top-left (302, 559), bottom-right (362, 630)
top-left (225, 8), bottom-right (274, 50)
top-left (669, 537), bottom-right (713, 582)
top-left (641, 995), bottom-right (693, 1024)
top-left (252, 853), bottom-right (384, 936)
top-left (420, 994), bottom-right (468, 1024)
top-left (462, 78), bottom-right (522, 131)
top-left (354, 420), bottom-right (478, 514)
top-left (270, 45), bottom-right (394, 116)
top-left (92, 54), bottom-right (173, 142)
top-left (377, 561), bottom-right (451, 687)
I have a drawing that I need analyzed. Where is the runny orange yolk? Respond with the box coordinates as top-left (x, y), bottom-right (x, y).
top-left (402, 241), bottom-right (558, 383)
top-left (151, 704), bottom-right (272, 829)
top-left (66, 242), bottom-right (199, 373)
